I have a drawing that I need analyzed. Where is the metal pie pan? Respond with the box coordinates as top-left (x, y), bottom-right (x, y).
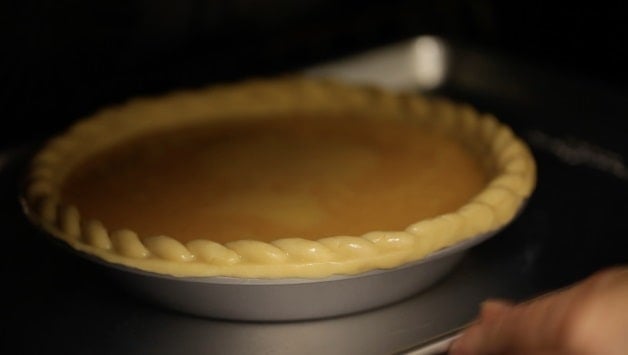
top-left (54, 229), bottom-right (499, 322)
top-left (19, 158), bottom-right (513, 321)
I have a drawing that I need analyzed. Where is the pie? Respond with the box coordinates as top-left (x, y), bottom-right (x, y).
top-left (22, 77), bottom-right (536, 278)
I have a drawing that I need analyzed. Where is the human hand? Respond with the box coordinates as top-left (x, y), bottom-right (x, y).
top-left (449, 266), bottom-right (628, 355)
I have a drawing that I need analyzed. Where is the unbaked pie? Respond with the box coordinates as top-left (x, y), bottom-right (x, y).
top-left (23, 77), bottom-right (536, 278)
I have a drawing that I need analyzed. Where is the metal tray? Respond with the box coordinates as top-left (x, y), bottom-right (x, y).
top-left (3, 35), bottom-right (628, 354)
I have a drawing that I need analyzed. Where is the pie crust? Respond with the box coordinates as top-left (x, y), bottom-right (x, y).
top-left (22, 77), bottom-right (536, 278)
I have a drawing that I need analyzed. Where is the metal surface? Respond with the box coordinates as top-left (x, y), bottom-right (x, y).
top-left (3, 36), bottom-right (628, 354)
top-left (394, 326), bottom-right (466, 355)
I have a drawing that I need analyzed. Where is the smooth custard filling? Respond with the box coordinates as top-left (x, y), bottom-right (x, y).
top-left (61, 115), bottom-right (487, 244)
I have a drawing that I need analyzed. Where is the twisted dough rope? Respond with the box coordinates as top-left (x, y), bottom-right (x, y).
top-left (23, 77), bottom-right (536, 278)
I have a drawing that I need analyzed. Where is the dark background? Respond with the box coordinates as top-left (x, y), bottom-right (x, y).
top-left (2, 0), bottom-right (628, 149)
top-left (2, 3), bottom-right (628, 354)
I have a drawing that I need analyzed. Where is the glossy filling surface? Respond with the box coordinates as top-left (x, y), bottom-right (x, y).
top-left (62, 115), bottom-right (487, 244)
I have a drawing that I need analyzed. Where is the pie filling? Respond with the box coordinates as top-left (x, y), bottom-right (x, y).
top-left (23, 78), bottom-right (536, 278)
top-left (61, 115), bottom-right (487, 245)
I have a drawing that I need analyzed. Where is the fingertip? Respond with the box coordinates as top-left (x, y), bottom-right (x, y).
top-left (450, 300), bottom-right (514, 354)
top-left (448, 338), bottom-right (465, 355)
top-left (449, 325), bottom-right (481, 355)
top-left (449, 336), bottom-right (471, 355)
top-left (479, 300), bottom-right (513, 324)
